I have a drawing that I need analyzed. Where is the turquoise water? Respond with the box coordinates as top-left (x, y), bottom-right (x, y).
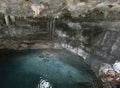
top-left (0, 49), bottom-right (97, 88)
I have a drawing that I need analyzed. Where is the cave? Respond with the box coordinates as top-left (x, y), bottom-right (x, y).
top-left (0, 0), bottom-right (120, 88)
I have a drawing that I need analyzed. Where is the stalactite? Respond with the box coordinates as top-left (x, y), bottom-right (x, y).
top-left (4, 15), bottom-right (9, 26)
top-left (10, 15), bottom-right (15, 23)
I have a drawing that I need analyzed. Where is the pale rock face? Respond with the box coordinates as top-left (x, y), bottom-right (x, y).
top-left (31, 3), bottom-right (45, 17)
top-left (67, 22), bottom-right (81, 29)
top-left (61, 43), bottom-right (88, 60)
top-left (113, 61), bottom-right (120, 73)
top-left (99, 63), bottom-right (113, 75)
top-left (0, 2), bottom-right (7, 9)
top-left (99, 63), bottom-right (115, 82)
top-left (55, 30), bottom-right (68, 37)
top-left (4, 15), bottom-right (15, 26)
top-left (10, 15), bottom-right (15, 22)
top-left (67, 1), bottom-right (86, 12)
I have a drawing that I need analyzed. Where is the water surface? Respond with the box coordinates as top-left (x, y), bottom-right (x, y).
top-left (0, 49), bottom-right (97, 88)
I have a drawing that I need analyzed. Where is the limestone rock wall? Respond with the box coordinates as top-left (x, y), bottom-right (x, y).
top-left (55, 18), bottom-right (120, 78)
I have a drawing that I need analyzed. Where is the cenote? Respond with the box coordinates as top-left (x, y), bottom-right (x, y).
top-left (0, 49), bottom-right (100, 88)
top-left (0, 49), bottom-right (101, 88)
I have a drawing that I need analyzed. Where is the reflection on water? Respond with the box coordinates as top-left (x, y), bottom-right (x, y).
top-left (0, 49), bottom-right (97, 88)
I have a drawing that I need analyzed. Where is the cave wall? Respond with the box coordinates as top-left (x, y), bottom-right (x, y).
top-left (55, 18), bottom-right (120, 75)
top-left (0, 15), bottom-right (58, 49)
